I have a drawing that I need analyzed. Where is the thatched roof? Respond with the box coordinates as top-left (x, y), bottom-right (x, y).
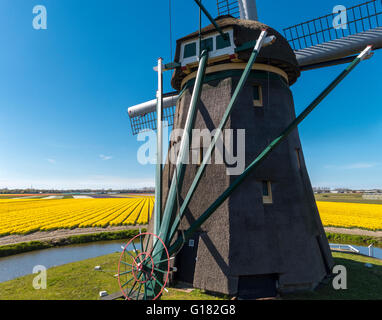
top-left (171, 16), bottom-right (300, 90)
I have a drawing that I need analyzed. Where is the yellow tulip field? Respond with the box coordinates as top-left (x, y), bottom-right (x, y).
top-left (0, 196), bottom-right (154, 236)
top-left (317, 201), bottom-right (382, 231)
top-left (0, 195), bottom-right (381, 237)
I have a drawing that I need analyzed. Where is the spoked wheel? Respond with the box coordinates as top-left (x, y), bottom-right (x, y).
top-left (117, 232), bottom-right (170, 300)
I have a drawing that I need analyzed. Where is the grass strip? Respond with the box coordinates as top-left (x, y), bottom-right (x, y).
top-left (0, 251), bottom-right (380, 300)
top-left (326, 232), bottom-right (382, 248)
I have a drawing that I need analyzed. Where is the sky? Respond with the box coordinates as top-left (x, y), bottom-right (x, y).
top-left (0, 0), bottom-right (381, 190)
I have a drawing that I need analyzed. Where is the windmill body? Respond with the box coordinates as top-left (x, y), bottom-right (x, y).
top-left (147, 16), bottom-right (334, 298)
top-left (123, 0), bottom-right (381, 300)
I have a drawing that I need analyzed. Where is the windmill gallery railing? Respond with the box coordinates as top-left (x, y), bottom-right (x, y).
top-left (283, 0), bottom-right (382, 51)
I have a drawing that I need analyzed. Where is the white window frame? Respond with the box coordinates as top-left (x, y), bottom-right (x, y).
top-left (180, 29), bottom-right (235, 67)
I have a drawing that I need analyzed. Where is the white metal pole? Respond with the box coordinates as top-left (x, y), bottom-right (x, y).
top-left (127, 95), bottom-right (178, 118)
top-left (154, 58), bottom-right (163, 241)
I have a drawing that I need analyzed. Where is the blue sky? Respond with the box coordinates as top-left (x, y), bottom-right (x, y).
top-left (0, 0), bottom-right (381, 190)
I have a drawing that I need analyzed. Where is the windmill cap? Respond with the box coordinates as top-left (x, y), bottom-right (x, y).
top-left (171, 16), bottom-right (300, 90)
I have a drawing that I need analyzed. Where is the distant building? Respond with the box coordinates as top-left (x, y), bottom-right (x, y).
top-left (313, 187), bottom-right (331, 194)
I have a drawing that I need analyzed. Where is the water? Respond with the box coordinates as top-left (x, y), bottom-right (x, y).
top-left (329, 243), bottom-right (382, 259)
top-left (0, 240), bottom-right (141, 283)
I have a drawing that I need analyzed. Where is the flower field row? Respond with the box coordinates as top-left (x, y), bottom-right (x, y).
top-left (0, 197), bottom-right (154, 236)
top-left (1, 197), bottom-right (380, 236)
top-left (317, 201), bottom-right (382, 231)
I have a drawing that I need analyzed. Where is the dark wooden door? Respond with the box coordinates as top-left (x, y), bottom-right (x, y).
top-left (174, 232), bottom-right (201, 284)
top-left (238, 274), bottom-right (278, 299)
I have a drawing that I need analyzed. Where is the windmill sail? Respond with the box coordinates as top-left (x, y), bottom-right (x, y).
top-left (216, 0), bottom-right (240, 18)
top-left (128, 92), bottom-right (177, 135)
top-left (128, 0), bottom-right (381, 135)
top-left (284, 0), bottom-right (382, 70)
top-left (217, 0), bottom-right (258, 20)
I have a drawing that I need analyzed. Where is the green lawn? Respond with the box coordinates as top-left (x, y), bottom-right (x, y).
top-left (285, 252), bottom-right (382, 300)
top-left (326, 232), bottom-right (382, 248)
top-left (0, 252), bottom-right (381, 300)
top-left (0, 195), bottom-right (45, 199)
top-left (0, 252), bottom-right (221, 300)
top-left (315, 193), bottom-right (382, 205)
top-left (0, 196), bottom-right (21, 199)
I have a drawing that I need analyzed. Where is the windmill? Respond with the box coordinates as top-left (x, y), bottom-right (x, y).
top-left (118, 0), bottom-right (381, 300)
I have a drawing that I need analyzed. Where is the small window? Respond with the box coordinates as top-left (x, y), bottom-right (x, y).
top-left (189, 239), bottom-right (195, 247)
top-left (192, 137), bottom-right (204, 167)
top-left (262, 181), bottom-right (273, 204)
top-left (296, 148), bottom-right (301, 169)
top-left (201, 38), bottom-right (214, 52)
top-left (198, 144), bottom-right (203, 167)
top-left (184, 42), bottom-right (196, 59)
top-left (253, 85), bottom-right (263, 107)
top-left (216, 33), bottom-right (231, 50)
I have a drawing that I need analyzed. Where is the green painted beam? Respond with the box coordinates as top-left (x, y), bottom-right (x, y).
top-left (235, 35), bottom-right (276, 53)
top-left (168, 46), bottom-right (372, 256)
top-left (153, 50), bottom-right (209, 260)
top-left (166, 30), bottom-right (269, 244)
top-left (194, 0), bottom-right (228, 40)
top-left (235, 40), bottom-right (260, 53)
top-left (164, 62), bottom-right (181, 71)
top-left (235, 40), bottom-right (264, 53)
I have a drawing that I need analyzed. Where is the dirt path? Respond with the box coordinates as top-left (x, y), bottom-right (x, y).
top-left (325, 227), bottom-right (382, 238)
top-left (0, 225), bottom-right (148, 246)
top-left (0, 225), bottom-right (379, 247)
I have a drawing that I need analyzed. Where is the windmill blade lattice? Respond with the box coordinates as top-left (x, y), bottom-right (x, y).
top-left (129, 105), bottom-right (175, 136)
top-left (216, 0), bottom-right (240, 18)
top-left (283, 0), bottom-right (382, 69)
